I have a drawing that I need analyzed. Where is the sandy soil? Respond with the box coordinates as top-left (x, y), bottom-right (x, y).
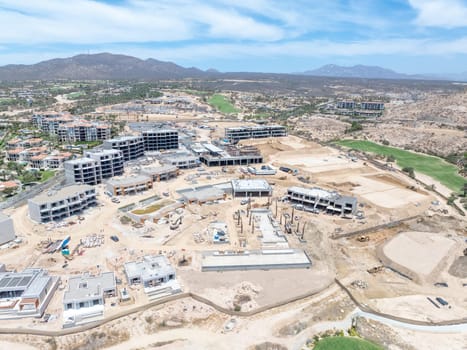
top-left (373, 295), bottom-right (467, 322)
top-left (381, 231), bottom-right (456, 277)
top-left (0, 341), bottom-right (38, 350)
top-left (0, 129), bottom-right (464, 349)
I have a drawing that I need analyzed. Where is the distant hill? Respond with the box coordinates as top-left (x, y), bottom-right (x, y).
top-left (0, 53), bottom-right (207, 80)
top-left (302, 64), bottom-right (423, 80)
top-left (1, 53), bottom-right (465, 82)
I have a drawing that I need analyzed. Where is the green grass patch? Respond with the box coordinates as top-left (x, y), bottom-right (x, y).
top-left (0, 98), bottom-right (16, 105)
top-left (75, 140), bottom-right (103, 148)
top-left (66, 91), bottom-right (87, 99)
top-left (314, 336), bottom-right (383, 350)
top-left (39, 170), bottom-right (56, 182)
top-left (131, 200), bottom-right (174, 215)
top-left (335, 140), bottom-right (466, 193)
top-left (208, 94), bottom-right (239, 114)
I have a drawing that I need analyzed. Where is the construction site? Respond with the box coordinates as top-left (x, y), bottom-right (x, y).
top-left (0, 121), bottom-right (465, 350)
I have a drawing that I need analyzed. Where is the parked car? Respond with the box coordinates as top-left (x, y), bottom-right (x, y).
top-left (111, 197), bottom-right (120, 204)
top-left (110, 235), bottom-right (119, 242)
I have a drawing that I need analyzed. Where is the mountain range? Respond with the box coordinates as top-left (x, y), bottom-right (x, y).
top-left (0, 53), bottom-right (206, 80)
top-left (0, 53), bottom-right (466, 81)
top-left (301, 64), bottom-right (467, 81)
top-left (302, 64), bottom-right (415, 79)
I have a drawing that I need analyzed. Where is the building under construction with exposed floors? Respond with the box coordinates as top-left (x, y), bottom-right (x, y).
top-left (225, 125), bottom-right (287, 143)
top-left (199, 143), bottom-right (263, 167)
top-left (287, 186), bottom-right (357, 216)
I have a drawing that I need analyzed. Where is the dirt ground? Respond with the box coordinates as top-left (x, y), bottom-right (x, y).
top-left (380, 231), bottom-right (456, 280)
top-left (0, 131), bottom-right (465, 348)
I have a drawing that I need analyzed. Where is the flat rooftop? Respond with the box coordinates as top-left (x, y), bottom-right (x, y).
top-left (142, 129), bottom-right (177, 134)
top-left (180, 187), bottom-right (226, 202)
top-left (65, 157), bottom-right (96, 165)
top-left (288, 186), bottom-right (334, 199)
top-left (64, 272), bottom-right (115, 302)
top-left (105, 135), bottom-right (143, 142)
top-left (124, 255), bottom-right (175, 281)
top-left (141, 165), bottom-right (178, 175)
top-left (107, 175), bottom-right (151, 186)
top-left (201, 249), bottom-right (311, 271)
top-left (226, 125), bottom-right (285, 131)
top-left (0, 268), bottom-right (49, 295)
top-left (232, 179), bottom-right (272, 192)
top-left (85, 149), bottom-right (122, 156)
top-left (162, 154), bottom-right (198, 162)
top-left (29, 184), bottom-right (95, 205)
top-left (203, 143), bottom-right (224, 153)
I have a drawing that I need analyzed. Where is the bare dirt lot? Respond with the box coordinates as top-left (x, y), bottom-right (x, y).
top-left (0, 131), bottom-right (464, 349)
top-left (379, 231), bottom-right (456, 281)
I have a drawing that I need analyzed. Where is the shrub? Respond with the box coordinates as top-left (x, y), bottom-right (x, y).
top-left (402, 167), bottom-right (415, 178)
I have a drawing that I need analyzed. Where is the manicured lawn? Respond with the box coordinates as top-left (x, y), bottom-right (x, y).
top-left (314, 336), bottom-right (383, 350)
top-left (39, 170), bottom-right (56, 182)
top-left (208, 94), bottom-right (239, 114)
top-left (66, 91), bottom-right (86, 99)
top-left (335, 139), bottom-right (466, 193)
top-left (75, 140), bottom-right (103, 148)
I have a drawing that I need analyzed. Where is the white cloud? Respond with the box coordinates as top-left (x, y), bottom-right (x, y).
top-left (409, 0), bottom-right (467, 28)
top-left (0, 0), bottom-right (398, 46)
top-left (0, 0), bottom-right (287, 44)
top-left (2, 36), bottom-right (467, 67)
top-left (63, 37), bottom-right (467, 64)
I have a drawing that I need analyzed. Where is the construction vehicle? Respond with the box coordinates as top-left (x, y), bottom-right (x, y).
top-left (357, 235), bottom-right (370, 242)
top-left (367, 266), bottom-right (384, 274)
top-left (170, 214), bottom-right (183, 230)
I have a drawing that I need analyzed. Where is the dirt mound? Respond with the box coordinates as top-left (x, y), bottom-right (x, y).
top-left (252, 342), bottom-right (288, 350)
top-left (448, 256), bottom-right (467, 278)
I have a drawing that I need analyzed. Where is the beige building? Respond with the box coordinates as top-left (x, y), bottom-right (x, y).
top-left (106, 175), bottom-right (153, 196)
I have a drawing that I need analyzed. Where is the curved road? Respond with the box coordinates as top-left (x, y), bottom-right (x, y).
top-left (0, 283), bottom-right (465, 338)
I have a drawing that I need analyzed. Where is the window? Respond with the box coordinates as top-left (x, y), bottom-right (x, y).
top-left (65, 303), bottom-right (72, 310)
top-left (93, 299), bottom-right (100, 306)
top-left (79, 302), bottom-right (85, 308)
top-left (79, 282), bottom-right (88, 289)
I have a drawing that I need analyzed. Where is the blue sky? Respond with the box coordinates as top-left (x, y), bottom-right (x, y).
top-left (1, 0), bottom-right (467, 74)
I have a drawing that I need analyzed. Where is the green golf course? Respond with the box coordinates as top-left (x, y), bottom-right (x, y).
top-left (314, 336), bottom-right (383, 350)
top-left (335, 140), bottom-right (465, 193)
top-left (208, 94), bottom-right (239, 114)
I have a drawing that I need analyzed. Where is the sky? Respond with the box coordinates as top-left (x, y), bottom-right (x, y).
top-left (1, 0), bottom-right (467, 74)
